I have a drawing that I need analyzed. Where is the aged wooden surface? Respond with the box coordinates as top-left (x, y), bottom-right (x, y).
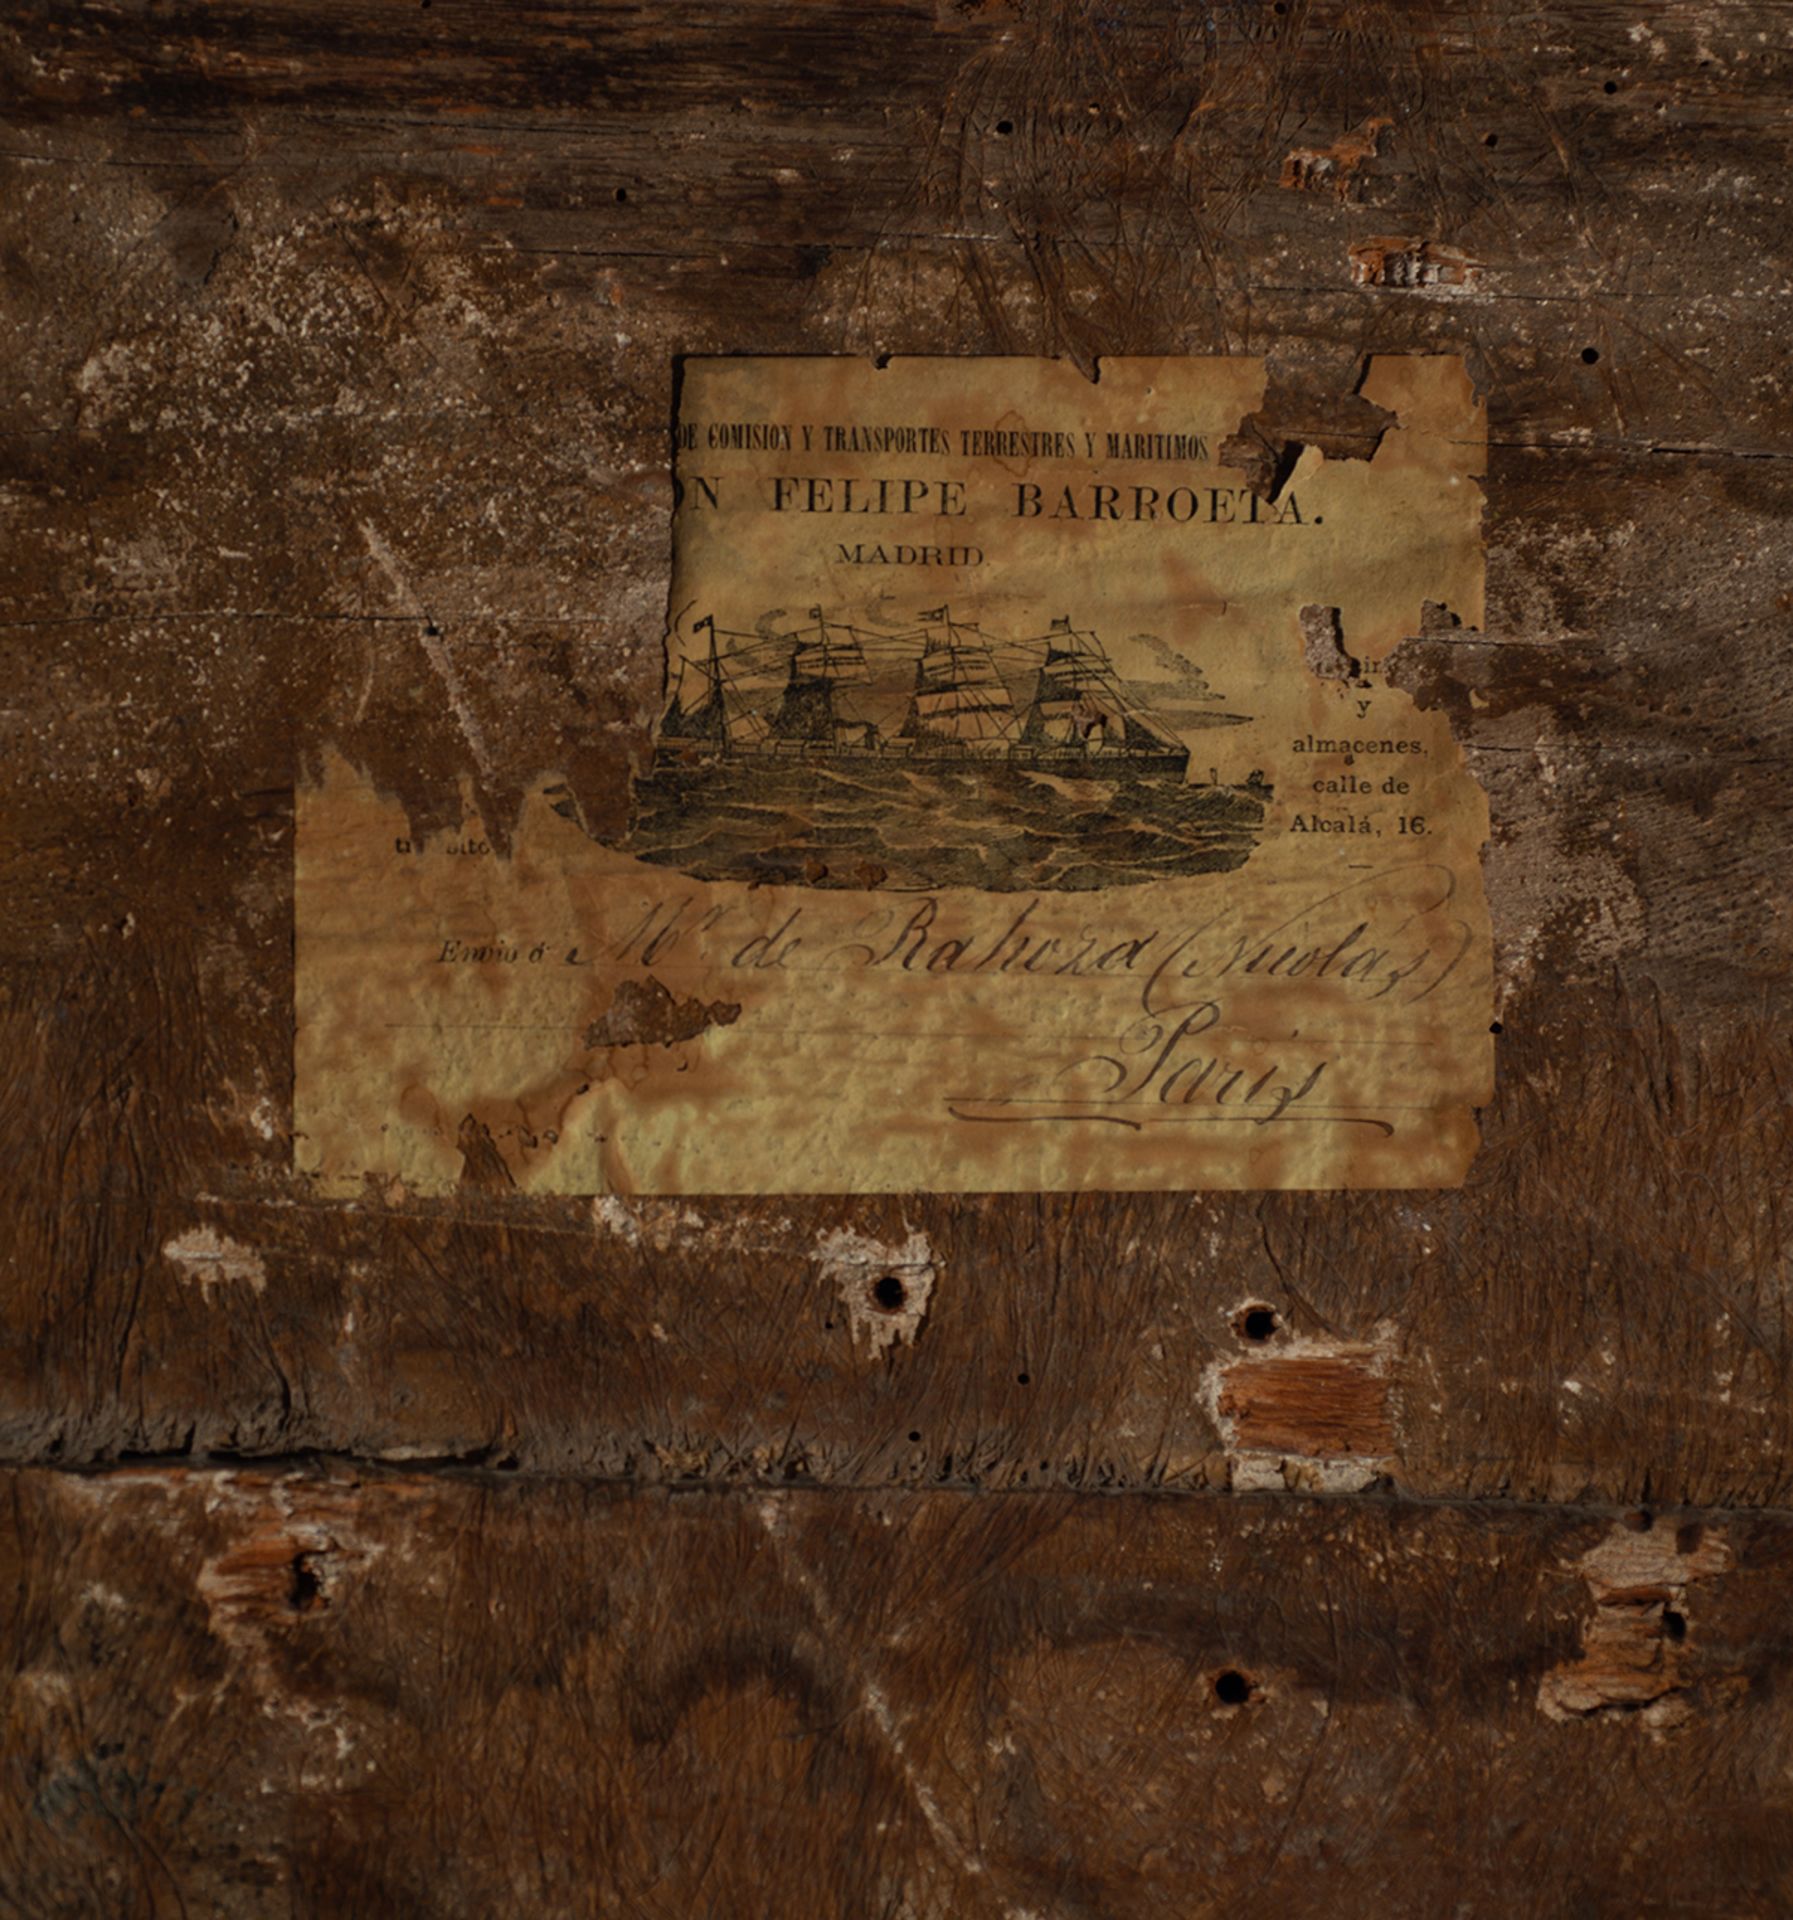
top-left (9, 1467), bottom-right (1793, 1918)
top-left (3, 0), bottom-right (1791, 1911)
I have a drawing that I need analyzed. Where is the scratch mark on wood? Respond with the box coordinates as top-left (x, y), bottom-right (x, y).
top-left (358, 519), bottom-right (495, 781)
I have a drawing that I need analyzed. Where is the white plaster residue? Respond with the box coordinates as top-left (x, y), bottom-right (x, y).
top-left (591, 1194), bottom-right (642, 1245)
top-left (815, 1227), bottom-right (937, 1358)
top-left (590, 1194), bottom-right (795, 1257)
top-left (163, 1225), bottom-right (266, 1299)
top-left (1230, 1455), bottom-right (1291, 1494)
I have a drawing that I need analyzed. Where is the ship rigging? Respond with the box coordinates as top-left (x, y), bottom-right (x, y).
top-left (657, 608), bottom-right (1191, 777)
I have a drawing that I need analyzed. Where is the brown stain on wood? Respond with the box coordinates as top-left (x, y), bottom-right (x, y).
top-left (10, 1468), bottom-right (1793, 1914)
top-left (4, 0), bottom-right (1793, 1909)
top-left (1217, 1348), bottom-right (1394, 1458)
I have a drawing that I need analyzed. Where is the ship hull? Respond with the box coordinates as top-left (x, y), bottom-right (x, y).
top-left (650, 742), bottom-right (1191, 777)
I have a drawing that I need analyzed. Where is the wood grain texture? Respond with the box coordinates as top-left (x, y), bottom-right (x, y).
top-left (2, 0), bottom-right (1790, 1908)
top-left (6, 1465), bottom-right (1793, 1919)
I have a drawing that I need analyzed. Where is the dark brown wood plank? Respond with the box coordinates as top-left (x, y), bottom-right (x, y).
top-left (2, 4), bottom-right (1790, 1501)
top-left (3, 2), bottom-right (1791, 1905)
top-left (5, 1466), bottom-right (1793, 1918)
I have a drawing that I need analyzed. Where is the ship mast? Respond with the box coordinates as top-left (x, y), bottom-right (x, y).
top-left (767, 607), bottom-right (876, 746)
top-left (705, 616), bottom-right (726, 755)
top-left (660, 614), bottom-right (730, 749)
top-left (1019, 616), bottom-right (1180, 753)
top-left (790, 607), bottom-right (870, 687)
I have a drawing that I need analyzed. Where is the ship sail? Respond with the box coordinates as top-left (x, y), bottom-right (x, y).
top-left (1020, 616), bottom-right (1122, 748)
top-left (660, 609), bottom-right (1187, 773)
top-left (659, 617), bottom-right (728, 745)
top-left (659, 617), bottom-right (775, 750)
top-left (898, 609), bottom-right (1017, 749)
top-left (1018, 617), bottom-right (1182, 759)
top-left (790, 606), bottom-right (870, 686)
top-left (768, 610), bottom-right (880, 748)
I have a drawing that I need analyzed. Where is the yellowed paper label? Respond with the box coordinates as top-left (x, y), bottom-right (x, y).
top-left (297, 355), bottom-right (1491, 1194)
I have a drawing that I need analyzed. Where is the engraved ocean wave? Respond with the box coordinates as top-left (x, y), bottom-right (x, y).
top-left (616, 758), bottom-right (1267, 893)
top-left (604, 607), bottom-right (1270, 891)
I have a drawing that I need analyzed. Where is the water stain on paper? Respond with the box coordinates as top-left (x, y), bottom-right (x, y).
top-left (295, 355), bottom-right (1492, 1195)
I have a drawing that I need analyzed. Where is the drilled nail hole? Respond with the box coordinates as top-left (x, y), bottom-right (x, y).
top-left (908, 1430), bottom-right (922, 1443)
top-left (872, 1273), bottom-right (907, 1311)
top-left (287, 1552), bottom-right (323, 1612)
top-left (1483, 132), bottom-right (1498, 147)
top-left (1662, 1608), bottom-right (1688, 1642)
top-left (1490, 1020), bottom-right (1503, 1034)
top-left (995, 119), bottom-right (1014, 136)
top-left (614, 187), bottom-right (628, 203)
top-left (1580, 346), bottom-right (1601, 365)
top-left (1603, 79), bottom-right (1618, 94)
top-left (1017, 1372), bottom-right (1031, 1385)
top-left (1236, 1304), bottom-right (1278, 1342)
top-left (1214, 1669), bottom-right (1251, 1706)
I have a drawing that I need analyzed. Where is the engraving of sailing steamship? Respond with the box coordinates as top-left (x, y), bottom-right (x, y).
top-left (620, 607), bottom-right (1270, 892)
